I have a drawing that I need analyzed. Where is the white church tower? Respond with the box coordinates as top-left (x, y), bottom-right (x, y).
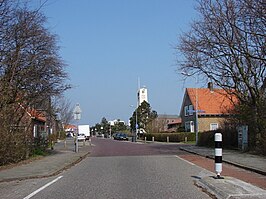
top-left (137, 87), bottom-right (148, 106)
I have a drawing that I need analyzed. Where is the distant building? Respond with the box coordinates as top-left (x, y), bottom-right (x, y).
top-left (108, 119), bottom-right (125, 126)
top-left (152, 114), bottom-right (182, 132)
top-left (138, 87), bottom-right (148, 106)
top-left (64, 124), bottom-right (77, 137)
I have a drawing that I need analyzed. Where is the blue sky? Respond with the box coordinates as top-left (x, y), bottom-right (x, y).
top-left (38, 0), bottom-right (198, 125)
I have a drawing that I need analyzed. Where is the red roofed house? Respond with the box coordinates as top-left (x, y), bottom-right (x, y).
top-left (64, 124), bottom-right (77, 137)
top-left (180, 83), bottom-right (237, 132)
top-left (19, 104), bottom-right (57, 140)
top-left (25, 108), bottom-right (47, 138)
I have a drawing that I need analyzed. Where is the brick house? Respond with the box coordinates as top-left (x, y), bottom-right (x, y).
top-left (21, 105), bottom-right (58, 140)
top-left (26, 108), bottom-right (47, 138)
top-left (180, 83), bottom-right (237, 132)
top-left (151, 114), bottom-right (182, 133)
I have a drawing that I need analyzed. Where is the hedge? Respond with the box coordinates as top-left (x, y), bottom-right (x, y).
top-left (144, 132), bottom-right (195, 142)
top-left (198, 129), bottom-right (238, 148)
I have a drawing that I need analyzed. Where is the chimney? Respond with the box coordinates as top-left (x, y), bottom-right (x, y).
top-left (208, 82), bottom-right (214, 92)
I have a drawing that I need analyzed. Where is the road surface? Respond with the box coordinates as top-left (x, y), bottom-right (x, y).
top-left (0, 138), bottom-right (212, 199)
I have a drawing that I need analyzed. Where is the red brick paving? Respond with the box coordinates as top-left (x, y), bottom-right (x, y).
top-left (179, 154), bottom-right (266, 190)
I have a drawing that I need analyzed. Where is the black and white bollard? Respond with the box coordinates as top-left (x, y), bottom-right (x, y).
top-left (215, 133), bottom-right (223, 179)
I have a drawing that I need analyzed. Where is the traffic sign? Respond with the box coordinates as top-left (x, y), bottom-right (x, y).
top-left (73, 103), bottom-right (82, 120)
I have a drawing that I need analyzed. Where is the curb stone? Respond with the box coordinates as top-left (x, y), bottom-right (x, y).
top-left (196, 176), bottom-right (266, 199)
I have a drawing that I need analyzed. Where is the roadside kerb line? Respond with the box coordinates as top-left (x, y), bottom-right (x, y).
top-left (174, 155), bottom-right (195, 166)
top-left (23, 176), bottom-right (63, 199)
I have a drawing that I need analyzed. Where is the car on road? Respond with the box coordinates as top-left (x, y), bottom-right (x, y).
top-left (77, 133), bottom-right (86, 141)
top-left (96, 134), bottom-right (104, 138)
top-left (113, 133), bottom-right (128, 141)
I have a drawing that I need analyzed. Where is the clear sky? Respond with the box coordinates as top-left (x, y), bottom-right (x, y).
top-left (37, 0), bottom-right (198, 125)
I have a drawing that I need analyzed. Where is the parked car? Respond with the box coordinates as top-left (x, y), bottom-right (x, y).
top-left (77, 133), bottom-right (86, 141)
top-left (113, 133), bottom-right (128, 141)
top-left (96, 134), bottom-right (104, 138)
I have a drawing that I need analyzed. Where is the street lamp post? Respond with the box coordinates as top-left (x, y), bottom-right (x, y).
top-left (135, 106), bottom-right (138, 142)
top-left (73, 103), bottom-right (81, 153)
top-left (195, 85), bottom-right (199, 145)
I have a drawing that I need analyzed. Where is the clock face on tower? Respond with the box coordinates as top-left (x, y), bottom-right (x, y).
top-left (138, 87), bottom-right (148, 105)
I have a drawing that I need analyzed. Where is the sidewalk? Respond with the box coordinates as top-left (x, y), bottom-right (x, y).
top-left (180, 145), bottom-right (266, 199)
top-left (179, 145), bottom-right (266, 175)
top-left (0, 139), bottom-right (92, 183)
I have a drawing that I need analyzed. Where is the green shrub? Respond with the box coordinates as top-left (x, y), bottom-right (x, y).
top-left (144, 132), bottom-right (195, 142)
top-left (32, 148), bottom-right (46, 156)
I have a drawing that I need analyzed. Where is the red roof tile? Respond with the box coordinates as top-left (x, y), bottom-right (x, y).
top-left (64, 124), bottom-right (77, 130)
top-left (187, 88), bottom-right (237, 115)
top-left (28, 109), bottom-right (46, 122)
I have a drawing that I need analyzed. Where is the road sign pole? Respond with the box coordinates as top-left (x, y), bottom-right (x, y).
top-left (73, 103), bottom-right (82, 153)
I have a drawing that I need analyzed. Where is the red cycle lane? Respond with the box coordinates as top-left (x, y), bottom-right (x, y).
top-left (179, 154), bottom-right (266, 190)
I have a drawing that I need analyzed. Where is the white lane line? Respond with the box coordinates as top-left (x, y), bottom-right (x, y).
top-left (175, 155), bottom-right (195, 166)
top-left (23, 176), bottom-right (63, 199)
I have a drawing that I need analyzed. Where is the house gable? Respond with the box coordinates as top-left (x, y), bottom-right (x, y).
top-left (180, 86), bottom-right (238, 132)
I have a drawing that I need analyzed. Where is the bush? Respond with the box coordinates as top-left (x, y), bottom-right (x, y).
top-left (198, 131), bottom-right (214, 147)
top-left (57, 131), bottom-right (66, 140)
top-left (32, 148), bottom-right (46, 156)
top-left (144, 132), bottom-right (195, 142)
top-left (0, 126), bottom-right (32, 165)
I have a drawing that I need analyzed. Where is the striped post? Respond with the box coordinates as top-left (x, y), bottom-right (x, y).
top-left (215, 133), bottom-right (222, 178)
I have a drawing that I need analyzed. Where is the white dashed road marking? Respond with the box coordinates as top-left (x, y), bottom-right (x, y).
top-left (23, 176), bottom-right (63, 199)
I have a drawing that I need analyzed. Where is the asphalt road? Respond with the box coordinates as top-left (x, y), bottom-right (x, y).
top-left (1, 138), bottom-right (212, 199)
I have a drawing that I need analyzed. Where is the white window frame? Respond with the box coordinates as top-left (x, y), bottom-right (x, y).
top-left (210, 123), bottom-right (219, 131)
top-left (33, 125), bottom-right (37, 138)
top-left (190, 121), bottom-right (195, 132)
top-left (185, 121), bottom-right (194, 132)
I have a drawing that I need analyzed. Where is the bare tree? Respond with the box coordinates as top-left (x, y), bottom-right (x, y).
top-left (177, 0), bottom-right (265, 152)
top-left (0, 0), bottom-right (69, 116)
top-left (0, 0), bottom-right (70, 164)
top-left (54, 96), bottom-right (74, 127)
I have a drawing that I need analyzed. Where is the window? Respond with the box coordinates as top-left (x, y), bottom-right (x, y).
top-left (189, 105), bottom-right (194, 116)
top-left (185, 121), bottom-right (194, 132)
top-left (33, 125), bottom-right (37, 138)
top-left (184, 106), bottom-right (189, 116)
top-left (190, 121), bottom-right (195, 132)
top-left (210, 123), bottom-right (218, 130)
top-left (185, 121), bottom-right (190, 132)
